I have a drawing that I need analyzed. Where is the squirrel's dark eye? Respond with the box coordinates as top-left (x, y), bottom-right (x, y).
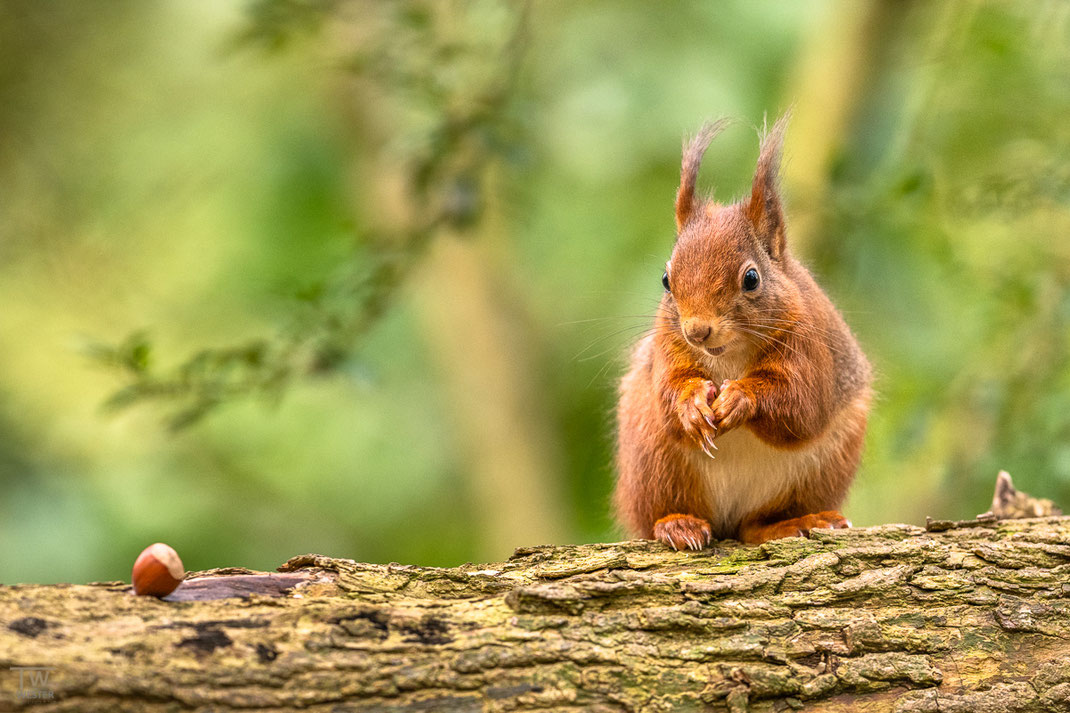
top-left (742, 268), bottom-right (760, 292)
top-left (662, 271), bottom-right (671, 292)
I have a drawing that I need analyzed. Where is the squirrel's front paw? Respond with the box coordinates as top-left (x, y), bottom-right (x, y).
top-left (675, 379), bottom-right (719, 457)
top-left (654, 513), bottom-right (713, 551)
top-left (709, 380), bottom-right (757, 436)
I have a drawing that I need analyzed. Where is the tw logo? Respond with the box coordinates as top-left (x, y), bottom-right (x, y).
top-left (11, 667), bottom-right (55, 701)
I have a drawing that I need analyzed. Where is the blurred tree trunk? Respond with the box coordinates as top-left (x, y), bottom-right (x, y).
top-left (411, 188), bottom-right (571, 560)
top-left (783, 0), bottom-right (920, 255)
top-left (331, 4), bottom-right (572, 559)
top-left (4, 518), bottom-right (1070, 712)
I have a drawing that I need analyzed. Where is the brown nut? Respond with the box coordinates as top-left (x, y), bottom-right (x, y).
top-left (132, 543), bottom-right (184, 597)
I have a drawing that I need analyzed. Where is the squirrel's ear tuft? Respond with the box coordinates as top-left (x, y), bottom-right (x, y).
top-left (675, 118), bottom-right (730, 233)
top-left (744, 112), bottom-right (790, 258)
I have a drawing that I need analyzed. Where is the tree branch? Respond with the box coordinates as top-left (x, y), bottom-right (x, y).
top-left (4, 518), bottom-right (1070, 711)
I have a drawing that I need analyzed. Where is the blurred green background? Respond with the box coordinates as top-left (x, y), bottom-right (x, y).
top-left (2, 0), bottom-right (1069, 583)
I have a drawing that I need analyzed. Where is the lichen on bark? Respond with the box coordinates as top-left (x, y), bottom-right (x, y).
top-left (3, 518), bottom-right (1070, 712)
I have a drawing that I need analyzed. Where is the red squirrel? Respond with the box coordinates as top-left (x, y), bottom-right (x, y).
top-left (614, 115), bottom-right (872, 548)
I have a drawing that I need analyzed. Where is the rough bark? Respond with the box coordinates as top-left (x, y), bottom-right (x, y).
top-left (3, 518), bottom-right (1070, 712)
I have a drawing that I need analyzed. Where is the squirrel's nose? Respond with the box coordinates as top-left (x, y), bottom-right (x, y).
top-left (683, 320), bottom-right (712, 345)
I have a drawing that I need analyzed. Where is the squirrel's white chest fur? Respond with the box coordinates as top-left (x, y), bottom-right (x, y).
top-left (687, 428), bottom-right (820, 537)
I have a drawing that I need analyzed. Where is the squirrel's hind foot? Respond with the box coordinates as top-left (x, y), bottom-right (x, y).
top-left (740, 511), bottom-right (850, 544)
top-left (653, 513), bottom-right (713, 551)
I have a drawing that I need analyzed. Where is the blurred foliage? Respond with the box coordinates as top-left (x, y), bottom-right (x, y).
top-left (90, 0), bottom-right (527, 430)
top-left (0, 0), bottom-right (1068, 583)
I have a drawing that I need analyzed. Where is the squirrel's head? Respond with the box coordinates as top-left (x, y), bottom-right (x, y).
top-left (663, 114), bottom-right (795, 358)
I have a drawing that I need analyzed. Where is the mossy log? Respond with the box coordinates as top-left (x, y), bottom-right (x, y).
top-left (4, 518), bottom-right (1070, 712)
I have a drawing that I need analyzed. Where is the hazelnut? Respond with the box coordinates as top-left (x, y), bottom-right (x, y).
top-left (132, 543), bottom-right (184, 597)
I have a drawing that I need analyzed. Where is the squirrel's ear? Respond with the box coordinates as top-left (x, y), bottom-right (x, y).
top-left (744, 112), bottom-right (789, 258)
top-left (675, 119), bottom-right (730, 233)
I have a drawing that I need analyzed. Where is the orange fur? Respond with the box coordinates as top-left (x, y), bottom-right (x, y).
top-left (614, 114), bottom-right (872, 548)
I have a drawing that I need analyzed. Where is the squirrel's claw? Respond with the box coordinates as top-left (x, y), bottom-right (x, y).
top-left (699, 433), bottom-right (718, 459)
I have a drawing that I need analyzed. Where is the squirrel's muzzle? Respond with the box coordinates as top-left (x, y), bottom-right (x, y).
top-left (682, 318), bottom-right (713, 346)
